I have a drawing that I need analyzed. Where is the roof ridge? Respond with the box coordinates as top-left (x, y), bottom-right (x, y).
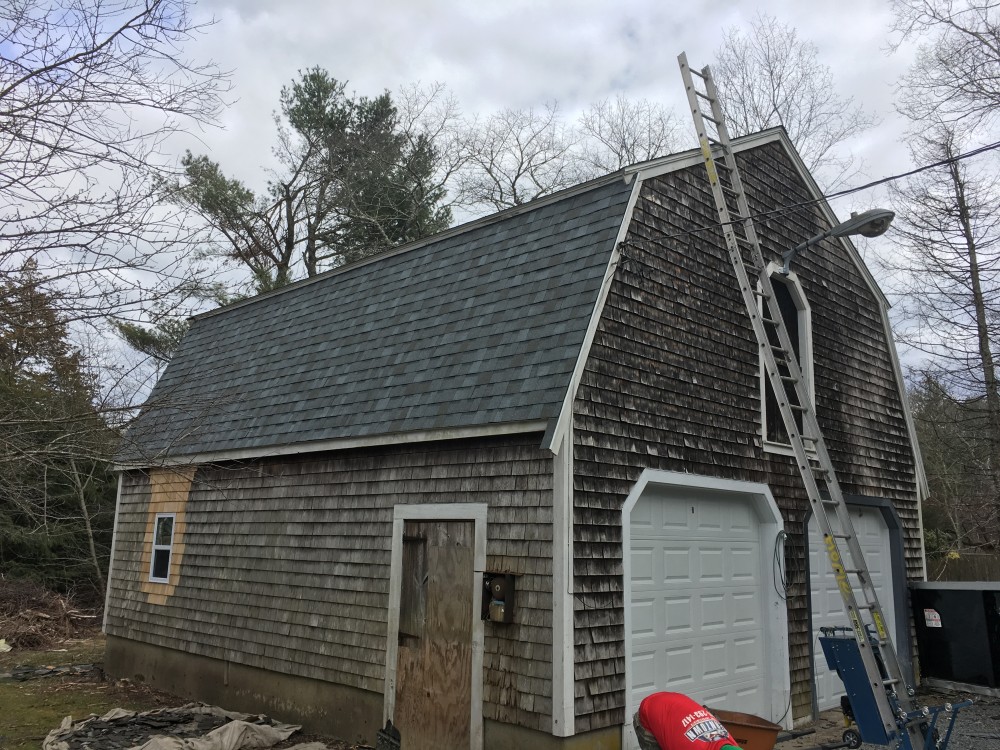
top-left (194, 169), bottom-right (632, 322)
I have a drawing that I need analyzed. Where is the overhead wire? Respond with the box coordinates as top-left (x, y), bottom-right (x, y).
top-left (638, 138), bottom-right (1000, 246)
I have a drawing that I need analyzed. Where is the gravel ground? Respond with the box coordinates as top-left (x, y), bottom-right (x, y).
top-left (778, 687), bottom-right (1000, 749)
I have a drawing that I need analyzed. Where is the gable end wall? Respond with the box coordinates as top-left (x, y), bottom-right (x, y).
top-left (570, 142), bottom-right (921, 732)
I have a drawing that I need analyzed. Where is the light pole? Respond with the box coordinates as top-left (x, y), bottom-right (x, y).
top-left (780, 208), bottom-right (895, 275)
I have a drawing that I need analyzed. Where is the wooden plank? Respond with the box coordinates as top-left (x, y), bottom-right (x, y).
top-left (393, 520), bottom-right (474, 750)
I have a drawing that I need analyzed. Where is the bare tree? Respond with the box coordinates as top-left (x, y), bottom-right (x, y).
top-left (576, 94), bottom-right (681, 175)
top-left (397, 82), bottom-right (471, 215)
top-left (887, 122), bottom-right (1000, 542)
top-left (0, 0), bottom-right (230, 324)
top-left (712, 12), bottom-right (877, 188)
top-left (891, 0), bottom-right (1000, 127)
top-left (457, 103), bottom-right (582, 212)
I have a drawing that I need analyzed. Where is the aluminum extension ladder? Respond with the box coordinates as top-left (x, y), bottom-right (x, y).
top-left (677, 52), bottom-right (923, 749)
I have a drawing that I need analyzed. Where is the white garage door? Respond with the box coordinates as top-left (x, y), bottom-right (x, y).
top-left (629, 492), bottom-right (768, 719)
top-left (809, 507), bottom-right (896, 711)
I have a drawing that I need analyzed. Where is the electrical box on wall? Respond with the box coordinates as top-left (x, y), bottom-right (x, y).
top-left (482, 573), bottom-right (516, 623)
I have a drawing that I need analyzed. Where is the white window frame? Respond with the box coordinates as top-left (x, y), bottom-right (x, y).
top-left (149, 512), bottom-right (176, 583)
top-left (760, 264), bottom-right (814, 455)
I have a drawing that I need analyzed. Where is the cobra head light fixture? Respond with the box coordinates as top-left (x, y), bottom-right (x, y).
top-left (780, 208), bottom-right (895, 275)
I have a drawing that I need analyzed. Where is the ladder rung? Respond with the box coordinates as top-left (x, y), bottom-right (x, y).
top-left (780, 375), bottom-right (799, 383)
top-left (694, 89), bottom-right (714, 102)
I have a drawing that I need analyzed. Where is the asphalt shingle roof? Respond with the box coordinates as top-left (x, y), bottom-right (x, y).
top-left (122, 174), bottom-right (635, 463)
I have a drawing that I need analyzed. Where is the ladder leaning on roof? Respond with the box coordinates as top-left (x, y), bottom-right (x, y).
top-left (676, 52), bottom-right (925, 749)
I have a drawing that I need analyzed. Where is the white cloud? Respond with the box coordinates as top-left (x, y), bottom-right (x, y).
top-left (177, 0), bottom-right (942, 214)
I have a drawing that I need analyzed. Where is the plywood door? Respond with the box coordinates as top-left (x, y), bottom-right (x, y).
top-left (394, 520), bottom-right (475, 750)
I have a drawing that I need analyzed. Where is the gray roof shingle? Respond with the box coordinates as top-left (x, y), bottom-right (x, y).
top-left (121, 175), bottom-right (635, 463)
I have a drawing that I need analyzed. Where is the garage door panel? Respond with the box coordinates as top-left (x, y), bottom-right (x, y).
top-left (631, 589), bottom-right (762, 643)
top-left (631, 540), bottom-right (761, 588)
top-left (632, 651), bottom-right (657, 694)
top-left (630, 498), bottom-right (758, 539)
top-left (631, 548), bottom-right (655, 583)
top-left (809, 508), bottom-right (895, 711)
top-left (629, 489), bottom-right (771, 732)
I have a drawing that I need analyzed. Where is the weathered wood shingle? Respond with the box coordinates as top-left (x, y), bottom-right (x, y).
top-left (570, 141), bottom-right (921, 731)
top-left (106, 435), bottom-right (557, 732)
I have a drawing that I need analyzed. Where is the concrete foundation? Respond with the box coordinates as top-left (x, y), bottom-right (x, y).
top-left (104, 635), bottom-right (382, 744)
top-left (105, 635), bottom-right (623, 749)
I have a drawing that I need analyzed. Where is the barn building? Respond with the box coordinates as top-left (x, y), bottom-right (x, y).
top-left (104, 128), bottom-right (925, 750)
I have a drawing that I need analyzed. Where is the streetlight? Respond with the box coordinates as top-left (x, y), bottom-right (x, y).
top-left (780, 208), bottom-right (895, 275)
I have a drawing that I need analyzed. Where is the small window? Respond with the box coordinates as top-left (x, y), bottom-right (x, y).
top-left (761, 270), bottom-right (813, 450)
top-left (150, 513), bottom-right (175, 583)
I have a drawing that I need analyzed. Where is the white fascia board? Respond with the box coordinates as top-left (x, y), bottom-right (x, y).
top-left (879, 306), bottom-right (930, 580)
top-left (102, 473), bottom-right (124, 632)
top-left (114, 420), bottom-right (549, 470)
top-left (628, 128), bottom-right (783, 182)
top-left (546, 175), bottom-right (643, 453)
top-left (550, 425), bottom-right (575, 736)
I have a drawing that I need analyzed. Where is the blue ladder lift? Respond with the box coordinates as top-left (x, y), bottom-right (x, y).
top-left (820, 626), bottom-right (971, 749)
top-left (677, 52), bottom-right (972, 750)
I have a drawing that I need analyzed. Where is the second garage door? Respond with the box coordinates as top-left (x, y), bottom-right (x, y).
top-left (629, 489), bottom-right (769, 718)
top-left (809, 506), bottom-right (897, 711)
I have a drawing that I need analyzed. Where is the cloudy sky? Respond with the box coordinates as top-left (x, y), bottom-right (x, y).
top-left (176, 0), bottom-right (927, 222)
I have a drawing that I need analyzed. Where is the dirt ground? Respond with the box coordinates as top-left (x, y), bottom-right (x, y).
top-left (1, 629), bottom-right (995, 749)
top-left (0, 633), bottom-right (362, 750)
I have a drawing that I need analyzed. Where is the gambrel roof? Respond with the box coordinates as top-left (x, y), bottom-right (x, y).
top-left (120, 128), bottom-right (907, 469)
top-left (121, 173), bottom-right (636, 464)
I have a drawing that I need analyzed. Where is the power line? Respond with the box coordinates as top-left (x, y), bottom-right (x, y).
top-left (638, 138), bottom-right (1000, 245)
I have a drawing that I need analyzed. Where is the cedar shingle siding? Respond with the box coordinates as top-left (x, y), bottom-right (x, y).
top-left (105, 435), bottom-right (557, 730)
top-left (571, 141), bottom-right (920, 730)
top-left (106, 131), bottom-right (922, 745)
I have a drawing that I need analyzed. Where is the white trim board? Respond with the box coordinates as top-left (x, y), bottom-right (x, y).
top-left (550, 426), bottom-right (575, 737)
top-left (383, 503), bottom-right (488, 750)
top-left (546, 175), bottom-right (643, 452)
top-left (620, 469), bottom-right (791, 749)
top-left (102, 473), bottom-right (124, 633)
